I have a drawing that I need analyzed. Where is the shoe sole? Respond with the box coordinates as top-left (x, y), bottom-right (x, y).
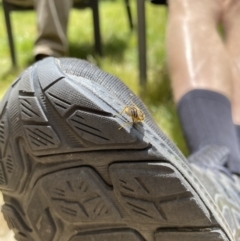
top-left (0, 58), bottom-right (234, 241)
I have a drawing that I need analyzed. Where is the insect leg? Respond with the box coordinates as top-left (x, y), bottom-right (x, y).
top-left (113, 107), bottom-right (127, 118)
top-left (118, 121), bottom-right (133, 130)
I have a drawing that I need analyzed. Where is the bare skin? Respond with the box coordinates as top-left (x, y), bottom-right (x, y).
top-left (222, 1), bottom-right (240, 124)
top-left (167, 0), bottom-right (238, 112)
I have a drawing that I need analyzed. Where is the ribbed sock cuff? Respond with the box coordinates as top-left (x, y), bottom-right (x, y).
top-left (177, 89), bottom-right (240, 174)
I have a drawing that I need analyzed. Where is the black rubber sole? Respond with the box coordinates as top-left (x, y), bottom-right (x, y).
top-left (0, 58), bottom-right (233, 241)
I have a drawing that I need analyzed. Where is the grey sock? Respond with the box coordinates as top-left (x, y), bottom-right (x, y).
top-left (235, 125), bottom-right (240, 145)
top-left (177, 89), bottom-right (240, 174)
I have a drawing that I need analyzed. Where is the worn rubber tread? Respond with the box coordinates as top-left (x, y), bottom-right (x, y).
top-left (0, 57), bottom-right (238, 241)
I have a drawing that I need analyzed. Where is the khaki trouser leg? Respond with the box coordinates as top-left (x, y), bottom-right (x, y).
top-left (4, 0), bottom-right (73, 57)
top-left (33, 0), bottom-right (73, 57)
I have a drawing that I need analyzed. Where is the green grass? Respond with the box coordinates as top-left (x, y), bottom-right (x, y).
top-left (0, 0), bottom-right (188, 155)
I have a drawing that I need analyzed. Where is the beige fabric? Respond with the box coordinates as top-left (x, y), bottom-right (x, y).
top-left (4, 0), bottom-right (73, 57)
top-left (33, 0), bottom-right (73, 57)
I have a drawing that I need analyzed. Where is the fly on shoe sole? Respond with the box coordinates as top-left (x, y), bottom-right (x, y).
top-left (0, 57), bottom-right (239, 241)
top-left (117, 101), bottom-right (145, 130)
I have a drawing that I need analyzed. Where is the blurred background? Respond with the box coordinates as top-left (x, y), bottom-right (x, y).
top-left (0, 0), bottom-right (188, 151)
top-left (0, 0), bottom-right (187, 240)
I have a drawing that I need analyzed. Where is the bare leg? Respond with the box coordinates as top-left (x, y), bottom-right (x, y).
top-left (167, 0), bottom-right (240, 172)
top-left (167, 0), bottom-right (232, 102)
top-left (223, 0), bottom-right (240, 124)
top-left (33, 0), bottom-right (73, 57)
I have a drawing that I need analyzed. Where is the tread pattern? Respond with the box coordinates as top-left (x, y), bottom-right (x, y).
top-left (45, 78), bottom-right (104, 117)
top-left (70, 229), bottom-right (144, 241)
top-left (0, 58), bottom-right (237, 241)
top-left (0, 113), bottom-right (9, 157)
top-left (0, 161), bottom-right (6, 185)
top-left (0, 88), bottom-right (12, 117)
top-left (28, 167), bottom-right (121, 224)
top-left (18, 67), bottom-right (35, 94)
top-left (2, 205), bottom-right (32, 241)
top-left (26, 198), bottom-right (57, 241)
top-left (191, 164), bottom-right (240, 241)
top-left (37, 61), bottom-right (64, 91)
top-left (34, 208), bottom-right (56, 241)
top-left (4, 162), bottom-right (224, 241)
top-left (110, 162), bottom-right (213, 226)
top-left (1, 147), bottom-right (14, 187)
top-left (20, 97), bottom-right (48, 123)
top-left (67, 110), bottom-right (138, 144)
top-left (24, 126), bottom-right (60, 151)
